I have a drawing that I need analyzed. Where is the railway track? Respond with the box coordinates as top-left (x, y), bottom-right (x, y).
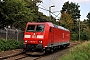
top-left (0, 52), bottom-right (42, 60)
top-left (0, 42), bottom-right (80, 60)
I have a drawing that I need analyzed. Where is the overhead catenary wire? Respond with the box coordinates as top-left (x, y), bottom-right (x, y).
top-left (37, 0), bottom-right (61, 19)
top-left (38, 6), bottom-right (60, 18)
top-left (39, 4), bottom-right (60, 18)
top-left (49, 0), bottom-right (61, 19)
top-left (39, 4), bottom-right (48, 10)
top-left (49, 0), bottom-right (60, 10)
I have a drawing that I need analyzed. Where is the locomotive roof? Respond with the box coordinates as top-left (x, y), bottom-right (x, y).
top-left (27, 22), bottom-right (54, 26)
top-left (53, 24), bottom-right (69, 31)
top-left (27, 22), bottom-right (69, 31)
top-left (27, 22), bottom-right (45, 24)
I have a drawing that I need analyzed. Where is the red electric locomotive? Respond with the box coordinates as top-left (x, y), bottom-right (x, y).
top-left (23, 22), bottom-right (70, 54)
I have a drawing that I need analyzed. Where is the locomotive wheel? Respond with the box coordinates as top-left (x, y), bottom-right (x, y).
top-left (60, 45), bottom-right (64, 49)
top-left (60, 44), bottom-right (68, 49)
top-left (58, 45), bottom-right (61, 49)
top-left (45, 47), bottom-right (54, 53)
top-left (50, 48), bottom-right (54, 53)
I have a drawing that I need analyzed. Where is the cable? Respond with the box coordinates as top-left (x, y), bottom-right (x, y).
top-left (51, 12), bottom-right (60, 18)
top-left (38, 7), bottom-right (60, 18)
top-left (56, 12), bottom-right (61, 18)
top-left (38, 1), bottom-right (60, 19)
top-left (49, 0), bottom-right (59, 10)
top-left (38, 7), bottom-right (49, 11)
top-left (39, 4), bottom-right (47, 10)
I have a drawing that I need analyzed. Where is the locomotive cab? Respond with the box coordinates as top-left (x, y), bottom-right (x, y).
top-left (24, 23), bottom-right (46, 52)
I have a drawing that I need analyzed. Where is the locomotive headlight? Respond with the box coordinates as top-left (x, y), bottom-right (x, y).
top-left (25, 40), bottom-right (28, 43)
top-left (24, 35), bottom-right (31, 38)
top-left (37, 35), bottom-right (43, 38)
top-left (38, 40), bottom-right (43, 44)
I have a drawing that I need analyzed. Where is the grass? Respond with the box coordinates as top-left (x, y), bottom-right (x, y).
top-left (59, 41), bottom-right (90, 60)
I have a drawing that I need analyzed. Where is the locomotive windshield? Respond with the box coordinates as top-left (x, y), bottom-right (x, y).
top-left (26, 25), bottom-right (44, 32)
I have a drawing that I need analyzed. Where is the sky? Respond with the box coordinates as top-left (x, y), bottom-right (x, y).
top-left (38, 0), bottom-right (90, 21)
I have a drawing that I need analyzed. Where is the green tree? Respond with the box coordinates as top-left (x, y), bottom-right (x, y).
top-left (0, 0), bottom-right (55, 30)
top-left (37, 12), bottom-right (56, 23)
top-left (24, 0), bottom-right (43, 22)
top-left (61, 1), bottom-right (81, 20)
top-left (60, 12), bottom-right (74, 31)
top-left (0, 0), bottom-right (39, 29)
top-left (86, 12), bottom-right (90, 28)
top-left (0, 1), bottom-right (6, 27)
top-left (0, 0), bottom-right (28, 28)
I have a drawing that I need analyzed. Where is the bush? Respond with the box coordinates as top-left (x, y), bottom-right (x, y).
top-left (71, 31), bottom-right (90, 41)
top-left (80, 31), bottom-right (89, 40)
top-left (59, 41), bottom-right (90, 60)
top-left (71, 33), bottom-right (78, 41)
top-left (0, 38), bottom-right (23, 52)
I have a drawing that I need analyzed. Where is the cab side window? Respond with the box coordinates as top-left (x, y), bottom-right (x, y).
top-left (49, 27), bottom-right (52, 32)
